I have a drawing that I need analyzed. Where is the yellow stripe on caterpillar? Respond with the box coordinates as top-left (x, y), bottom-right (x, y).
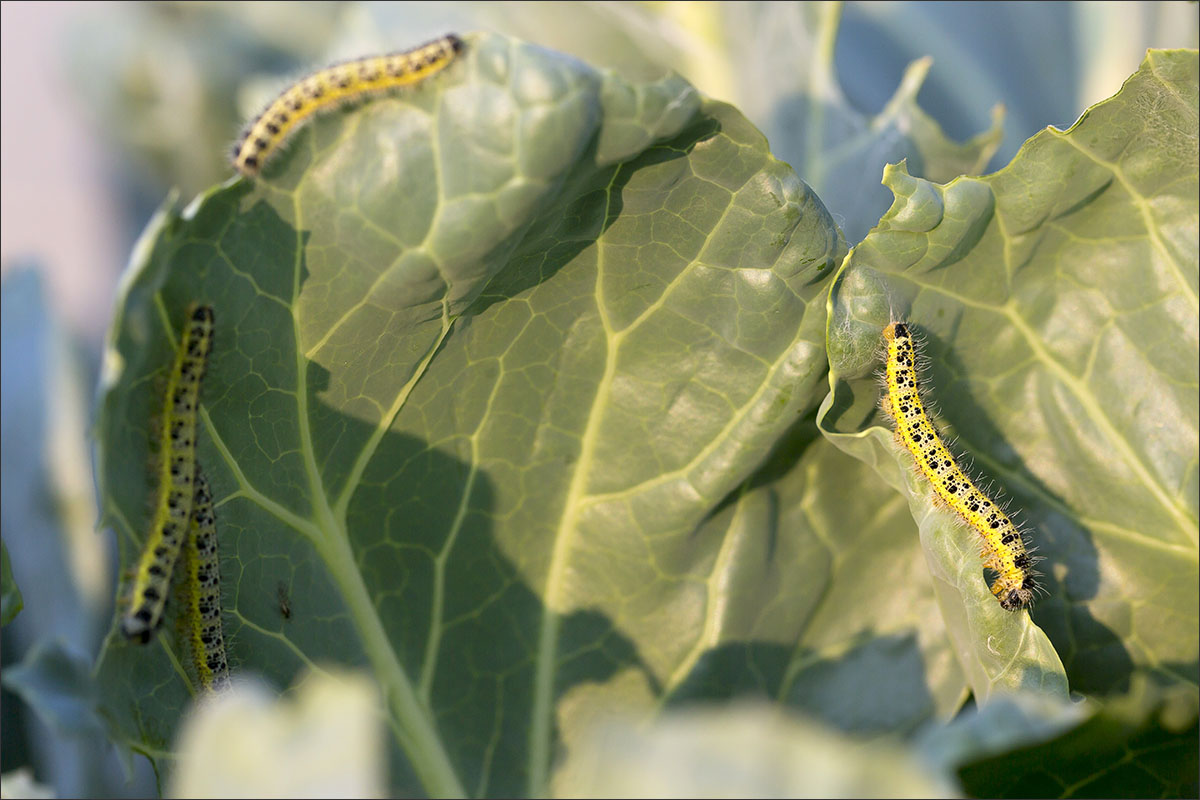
top-left (121, 304), bottom-right (214, 643)
top-left (881, 321), bottom-right (1040, 611)
top-left (182, 467), bottom-right (231, 692)
top-left (231, 33), bottom-right (464, 177)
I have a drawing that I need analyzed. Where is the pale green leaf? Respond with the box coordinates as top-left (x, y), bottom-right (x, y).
top-left (93, 32), bottom-right (844, 797)
top-left (554, 703), bottom-right (958, 799)
top-left (367, 1), bottom-right (1005, 244)
top-left (819, 50), bottom-right (1198, 705)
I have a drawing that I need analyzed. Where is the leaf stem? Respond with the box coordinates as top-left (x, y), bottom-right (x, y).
top-left (316, 528), bottom-right (467, 798)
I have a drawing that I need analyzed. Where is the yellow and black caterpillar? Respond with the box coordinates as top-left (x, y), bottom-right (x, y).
top-left (231, 33), bottom-right (463, 176)
top-left (881, 321), bottom-right (1040, 611)
top-left (121, 304), bottom-right (214, 642)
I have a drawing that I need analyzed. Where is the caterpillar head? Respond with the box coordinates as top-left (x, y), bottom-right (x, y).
top-left (882, 321), bottom-right (910, 342)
